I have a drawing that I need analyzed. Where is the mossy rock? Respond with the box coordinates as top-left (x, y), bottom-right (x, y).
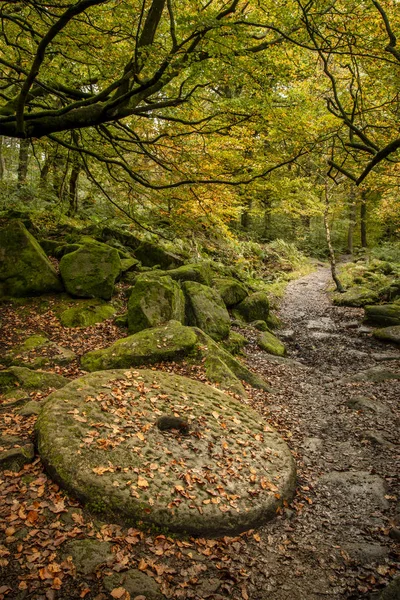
top-left (221, 331), bottom-right (248, 355)
top-left (59, 243), bottom-right (121, 300)
top-left (4, 334), bottom-right (76, 369)
top-left (205, 355), bottom-right (246, 397)
top-left (258, 331), bottom-right (286, 357)
top-left (61, 539), bottom-right (113, 574)
top-left (0, 366), bottom-right (68, 393)
top-left (341, 367), bottom-right (400, 383)
top-left (250, 320), bottom-right (271, 332)
top-left (80, 320), bottom-right (197, 372)
top-left (192, 328), bottom-right (271, 392)
top-left (114, 312), bottom-right (129, 328)
top-left (142, 263), bottom-right (213, 286)
top-left (373, 326), bottom-right (400, 346)
top-left (364, 304), bottom-right (400, 327)
top-left (332, 286), bottom-right (380, 307)
top-left (103, 569), bottom-right (164, 600)
top-left (182, 281), bottom-right (230, 341)
top-left (127, 276), bottom-right (185, 333)
top-left (35, 369), bottom-right (296, 536)
top-left (265, 312), bottom-right (283, 330)
top-left (0, 220), bottom-right (63, 298)
top-left (0, 443), bottom-right (35, 472)
top-left (234, 292), bottom-right (270, 323)
top-left (120, 257), bottom-right (140, 274)
top-left (212, 277), bottom-right (248, 307)
top-left (59, 299), bottom-right (116, 327)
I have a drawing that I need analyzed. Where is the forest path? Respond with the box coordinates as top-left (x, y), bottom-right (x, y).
top-left (242, 267), bottom-right (400, 599)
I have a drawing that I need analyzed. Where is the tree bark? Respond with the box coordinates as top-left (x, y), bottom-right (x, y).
top-left (360, 190), bottom-right (368, 247)
top-left (0, 136), bottom-right (5, 180)
top-left (17, 138), bottom-right (29, 186)
top-left (67, 155), bottom-right (80, 215)
top-left (324, 182), bottom-right (344, 292)
top-left (347, 186), bottom-right (357, 254)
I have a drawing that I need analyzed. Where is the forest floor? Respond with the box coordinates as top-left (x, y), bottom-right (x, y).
top-left (0, 267), bottom-right (399, 600)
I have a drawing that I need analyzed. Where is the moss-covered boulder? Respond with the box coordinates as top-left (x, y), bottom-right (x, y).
top-left (373, 325), bottom-right (400, 345)
top-left (183, 281), bottom-right (230, 341)
top-left (212, 277), bottom-right (248, 308)
top-left (234, 292), bottom-right (270, 323)
top-left (103, 569), bottom-right (164, 600)
top-left (221, 331), bottom-right (248, 355)
top-left (0, 366), bottom-right (68, 393)
top-left (258, 331), bottom-right (286, 357)
top-left (0, 440), bottom-right (35, 472)
top-left (59, 299), bottom-right (116, 327)
top-left (4, 334), bottom-right (76, 369)
top-left (364, 304), bottom-right (400, 327)
top-left (81, 320), bottom-right (197, 372)
top-left (192, 328), bottom-right (271, 392)
top-left (205, 355), bottom-right (246, 397)
top-left (61, 539), bottom-right (113, 575)
top-left (0, 220), bottom-right (63, 298)
top-left (332, 286), bottom-right (380, 307)
top-left (265, 312), bottom-right (283, 330)
top-left (59, 243), bottom-right (121, 300)
top-left (35, 369), bottom-right (296, 536)
top-left (142, 263), bottom-right (213, 286)
top-left (250, 320), bottom-right (270, 332)
top-left (128, 276), bottom-right (185, 333)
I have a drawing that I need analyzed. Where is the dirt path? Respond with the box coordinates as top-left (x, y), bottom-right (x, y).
top-left (242, 267), bottom-right (400, 599)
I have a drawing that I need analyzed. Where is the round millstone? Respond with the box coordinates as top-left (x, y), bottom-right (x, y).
top-left (35, 369), bottom-right (296, 536)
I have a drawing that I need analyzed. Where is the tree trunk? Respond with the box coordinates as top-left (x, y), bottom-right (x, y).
top-left (324, 182), bottom-right (344, 292)
top-left (67, 156), bottom-right (80, 215)
top-left (17, 138), bottom-right (29, 186)
top-left (360, 190), bottom-right (367, 247)
top-left (347, 187), bottom-right (356, 254)
top-left (0, 136), bottom-right (5, 180)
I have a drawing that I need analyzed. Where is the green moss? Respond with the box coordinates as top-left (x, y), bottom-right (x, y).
top-left (0, 366), bottom-right (68, 393)
top-left (182, 281), bottom-right (230, 341)
top-left (59, 243), bottom-right (121, 300)
top-left (373, 325), bottom-right (400, 345)
top-left (80, 320), bottom-right (197, 371)
top-left (205, 355), bottom-right (246, 397)
top-left (258, 331), bottom-right (286, 356)
top-left (212, 277), bottom-right (248, 307)
top-left (234, 292), bottom-right (270, 322)
top-left (127, 275), bottom-right (185, 333)
top-left (332, 286), bottom-right (381, 307)
top-left (221, 331), bottom-right (248, 355)
top-left (5, 336), bottom-right (76, 369)
top-left (60, 300), bottom-right (116, 327)
top-left (0, 220), bottom-right (63, 298)
top-left (364, 304), bottom-right (400, 327)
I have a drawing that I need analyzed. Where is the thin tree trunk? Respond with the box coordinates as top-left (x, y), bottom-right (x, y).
top-left (347, 187), bottom-right (356, 254)
top-left (67, 156), bottom-right (80, 215)
top-left (17, 138), bottom-right (29, 186)
top-left (360, 190), bottom-right (367, 247)
top-left (324, 182), bottom-right (344, 293)
top-left (0, 136), bottom-right (5, 180)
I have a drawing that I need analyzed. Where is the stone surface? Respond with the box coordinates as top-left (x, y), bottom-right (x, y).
top-left (221, 331), bottom-right (248, 355)
top-left (81, 321), bottom-right (197, 372)
top-left (318, 471), bottom-right (389, 510)
top-left (0, 220), bottom-right (62, 298)
top-left (103, 568), bottom-right (164, 600)
top-left (371, 577), bottom-right (400, 600)
top-left (134, 241), bottom-right (184, 269)
top-left (212, 277), bottom-right (248, 307)
top-left (128, 275), bottom-right (185, 333)
top-left (0, 365), bottom-right (69, 393)
top-left (341, 367), bottom-right (400, 383)
top-left (16, 400), bottom-right (42, 417)
top-left (4, 335), bottom-right (76, 369)
top-left (204, 355), bottom-right (246, 397)
top-left (59, 299), bottom-right (116, 327)
top-left (60, 242), bottom-right (121, 300)
top-left (0, 440), bottom-right (35, 471)
top-left (62, 539), bottom-right (113, 574)
top-left (345, 396), bottom-right (390, 414)
top-left (373, 325), bottom-right (400, 345)
top-left (147, 263), bottom-right (213, 286)
top-left (258, 331), bottom-right (286, 356)
top-left (364, 303), bottom-right (400, 326)
top-left (332, 286), bottom-right (380, 307)
top-left (36, 369), bottom-right (296, 536)
top-left (234, 292), bottom-right (270, 323)
top-left (182, 281), bottom-right (230, 341)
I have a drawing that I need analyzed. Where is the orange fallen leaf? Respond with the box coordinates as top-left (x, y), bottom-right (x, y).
top-left (111, 587), bottom-right (127, 599)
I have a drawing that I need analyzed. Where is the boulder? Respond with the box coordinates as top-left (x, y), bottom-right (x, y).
top-left (332, 286), bottom-right (380, 307)
top-left (0, 441), bottom-right (35, 472)
top-left (61, 539), bottom-right (113, 575)
top-left (205, 355), bottom-right (246, 397)
top-left (212, 277), bottom-right (248, 307)
top-left (35, 369), bottom-right (296, 536)
top-left (143, 263), bottom-right (213, 286)
top-left (134, 241), bottom-right (184, 269)
top-left (365, 304), bottom-right (400, 326)
top-left (81, 320), bottom-right (197, 371)
top-left (127, 275), bottom-right (185, 333)
top-left (59, 242), bottom-right (121, 300)
top-left (258, 331), bottom-right (286, 356)
top-left (4, 334), bottom-right (76, 369)
top-left (234, 292), bottom-right (270, 322)
top-left (182, 281), bottom-right (230, 341)
top-left (0, 366), bottom-right (68, 393)
top-left (221, 331), bottom-right (248, 355)
top-left (103, 569), bottom-right (164, 600)
top-left (59, 299), bottom-right (116, 327)
top-left (373, 325), bottom-right (400, 345)
top-left (0, 220), bottom-right (63, 298)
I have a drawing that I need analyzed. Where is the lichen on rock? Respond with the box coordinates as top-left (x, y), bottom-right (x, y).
top-left (182, 281), bottom-right (230, 341)
top-left (128, 275), bottom-right (185, 333)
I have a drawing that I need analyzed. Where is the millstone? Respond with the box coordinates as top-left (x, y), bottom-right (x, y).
top-left (35, 369), bottom-right (295, 536)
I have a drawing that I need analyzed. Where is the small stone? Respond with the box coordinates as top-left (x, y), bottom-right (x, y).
top-left (103, 568), bottom-right (163, 600)
top-left (17, 401), bottom-right (42, 416)
top-left (62, 539), bottom-right (113, 575)
top-left (0, 444), bottom-right (35, 471)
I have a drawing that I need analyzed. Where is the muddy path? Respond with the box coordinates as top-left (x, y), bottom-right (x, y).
top-left (242, 267), bottom-right (400, 599)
